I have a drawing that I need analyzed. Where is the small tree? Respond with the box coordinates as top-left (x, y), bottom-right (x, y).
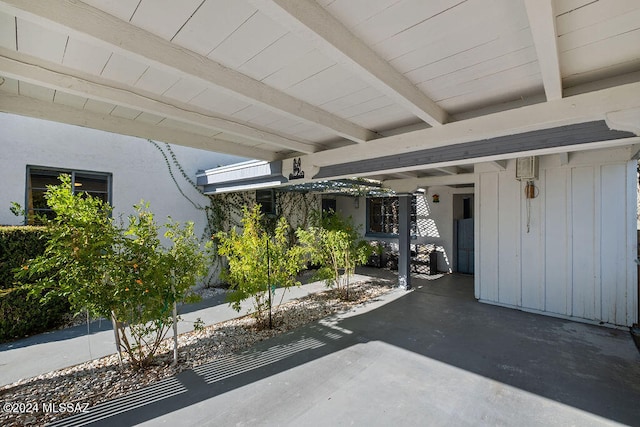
top-left (296, 210), bottom-right (371, 299)
top-left (15, 175), bottom-right (211, 368)
top-left (216, 205), bottom-right (305, 327)
top-left (109, 203), bottom-right (210, 367)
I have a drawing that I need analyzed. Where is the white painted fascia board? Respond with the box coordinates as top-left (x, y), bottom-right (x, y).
top-left (524, 0), bottom-right (562, 101)
top-left (305, 81), bottom-right (640, 168)
top-left (0, 47), bottom-right (318, 154)
top-left (0, 0), bottom-right (377, 144)
top-left (249, 0), bottom-right (448, 127)
top-left (198, 161), bottom-right (282, 185)
top-left (0, 93), bottom-right (277, 161)
top-left (197, 160), bottom-right (270, 178)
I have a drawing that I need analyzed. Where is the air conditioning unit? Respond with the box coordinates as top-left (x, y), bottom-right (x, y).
top-left (516, 156), bottom-right (538, 180)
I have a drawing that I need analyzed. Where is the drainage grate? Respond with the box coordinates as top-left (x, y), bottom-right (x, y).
top-left (48, 337), bottom-right (328, 426)
top-left (47, 377), bottom-right (187, 427)
top-left (193, 337), bottom-right (325, 384)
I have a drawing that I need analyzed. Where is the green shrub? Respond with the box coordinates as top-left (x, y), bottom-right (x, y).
top-left (0, 226), bottom-right (69, 341)
top-left (15, 175), bottom-right (212, 368)
top-left (216, 205), bottom-right (306, 328)
top-left (296, 210), bottom-right (371, 299)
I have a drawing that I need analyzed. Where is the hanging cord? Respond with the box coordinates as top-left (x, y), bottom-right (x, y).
top-left (526, 194), bottom-right (532, 233)
top-left (524, 181), bottom-right (538, 233)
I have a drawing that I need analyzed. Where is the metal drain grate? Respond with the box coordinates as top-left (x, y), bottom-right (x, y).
top-left (48, 336), bottom-right (329, 426)
top-left (193, 337), bottom-right (325, 384)
top-left (47, 376), bottom-right (187, 427)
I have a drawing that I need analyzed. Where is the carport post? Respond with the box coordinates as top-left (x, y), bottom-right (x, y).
top-left (398, 193), bottom-right (411, 290)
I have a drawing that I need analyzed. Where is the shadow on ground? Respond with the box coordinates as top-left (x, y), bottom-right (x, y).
top-left (51, 273), bottom-right (640, 426)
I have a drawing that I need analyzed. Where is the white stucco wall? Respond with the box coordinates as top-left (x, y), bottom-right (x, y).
top-left (333, 188), bottom-right (473, 274)
top-left (0, 113), bottom-right (246, 239)
top-left (475, 149), bottom-right (638, 327)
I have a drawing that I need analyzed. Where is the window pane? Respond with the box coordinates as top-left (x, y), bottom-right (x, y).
top-left (30, 189), bottom-right (49, 210)
top-left (367, 196), bottom-right (417, 235)
top-left (368, 199), bottom-right (383, 233)
top-left (256, 189), bottom-right (275, 215)
top-left (85, 192), bottom-right (109, 203)
top-left (30, 172), bottom-right (62, 190)
top-left (26, 167), bottom-right (111, 224)
top-left (74, 174), bottom-right (108, 193)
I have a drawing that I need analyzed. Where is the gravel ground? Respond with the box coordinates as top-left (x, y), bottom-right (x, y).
top-left (0, 280), bottom-right (393, 426)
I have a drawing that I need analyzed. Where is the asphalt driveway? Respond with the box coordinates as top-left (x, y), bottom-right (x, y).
top-left (50, 273), bottom-right (640, 426)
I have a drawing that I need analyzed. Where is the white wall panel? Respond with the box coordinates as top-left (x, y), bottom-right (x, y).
top-left (476, 150), bottom-right (637, 327)
top-left (497, 167), bottom-right (521, 306)
top-left (571, 166), bottom-right (597, 320)
top-left (544, 167), bottom-right (570, 316)
top-left (478, 172), bottom-right (499, 302)
top-left (625, 161), bottom-right (638, 326)
top-left (600, 164), bottom-right (629, 325)
top-left (520, 177), bottom-right (544, 311)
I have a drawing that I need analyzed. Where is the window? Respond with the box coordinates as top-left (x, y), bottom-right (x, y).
top-left (366, 196), bottom-right (417, 236)
top-left (256, 189), bottom-right (276, 216)
top-left (26, 167), bottom-right (112, 223)
top-left (321, 198), bottom-right (336, 214)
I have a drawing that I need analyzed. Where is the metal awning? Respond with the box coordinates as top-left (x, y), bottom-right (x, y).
top-left (196, 160), bottom-right (287, 194)
top-left (196, 160), bottom-right (393, 196)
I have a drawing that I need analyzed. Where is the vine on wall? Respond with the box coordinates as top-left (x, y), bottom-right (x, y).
top-left (150, 140), bottom-right (320, 285)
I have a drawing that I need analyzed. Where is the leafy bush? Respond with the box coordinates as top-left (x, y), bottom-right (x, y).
top-left (216, 205), bottom-right (306, 328)
top-left (0, 226), bottom-right (69, 341)
top-left (296, 210), bottom-right (371, 299)
top-left (15, 175), bottom-right (211, 368)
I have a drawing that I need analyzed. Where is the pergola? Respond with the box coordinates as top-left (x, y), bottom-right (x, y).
top-left (1, 0), bottom-right (640, 289)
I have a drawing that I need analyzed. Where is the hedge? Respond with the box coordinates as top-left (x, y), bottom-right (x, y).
top-left (0, 226), bottom-right (70, 341)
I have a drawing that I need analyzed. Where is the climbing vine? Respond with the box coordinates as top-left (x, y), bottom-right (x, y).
top-left (149, 140), bottom-right (320, 285)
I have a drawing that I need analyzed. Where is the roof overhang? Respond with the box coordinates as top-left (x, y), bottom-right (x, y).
top-left (314, 120), bottom-right (637, 179)
top-left (1, 1), bottom-right (640, 187)
top-left (196, 160), bottom-right (286, 194)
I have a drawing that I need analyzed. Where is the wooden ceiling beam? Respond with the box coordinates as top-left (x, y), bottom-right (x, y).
top-left (383, 174), bottom-right (475, 193)
top-left (0, 47), bottom-right (319, 154)
top-left (524, 0), bottom-right (563, 101)
top-left (0, 93), bottom-right (278, 161)
top-left (0, 0), bottom-right (378, 144)
top-left (302, 81), bottom-right (640, 168)
top-left (434, 166), bottom-right (460, 175)
top-left (250, 0), bottom-right (448, 127)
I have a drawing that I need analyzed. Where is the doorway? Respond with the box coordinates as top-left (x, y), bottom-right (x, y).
top-left (453, 194), bottom-right (474, 274)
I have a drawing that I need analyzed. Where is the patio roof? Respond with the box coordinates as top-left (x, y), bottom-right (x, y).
top-left (197, 157), bottom-right (392, 195)
top-left (0, 0), bottom-right (639, 185)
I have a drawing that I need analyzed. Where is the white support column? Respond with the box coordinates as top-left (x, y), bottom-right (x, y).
top-left (398, 194), bottom-right (412, 290)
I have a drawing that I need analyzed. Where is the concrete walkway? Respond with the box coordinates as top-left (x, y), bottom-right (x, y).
top-left (35, 273), bottom-right (640, 427)
top-left (1, 273), bottom-right (382, 386)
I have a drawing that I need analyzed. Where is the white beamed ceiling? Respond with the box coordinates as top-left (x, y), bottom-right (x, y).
top-left (0, 0), bottom-right (639, 176)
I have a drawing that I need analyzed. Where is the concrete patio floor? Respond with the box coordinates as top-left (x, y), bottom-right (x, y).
top-left (48, 272), bottom-right (640, 427)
